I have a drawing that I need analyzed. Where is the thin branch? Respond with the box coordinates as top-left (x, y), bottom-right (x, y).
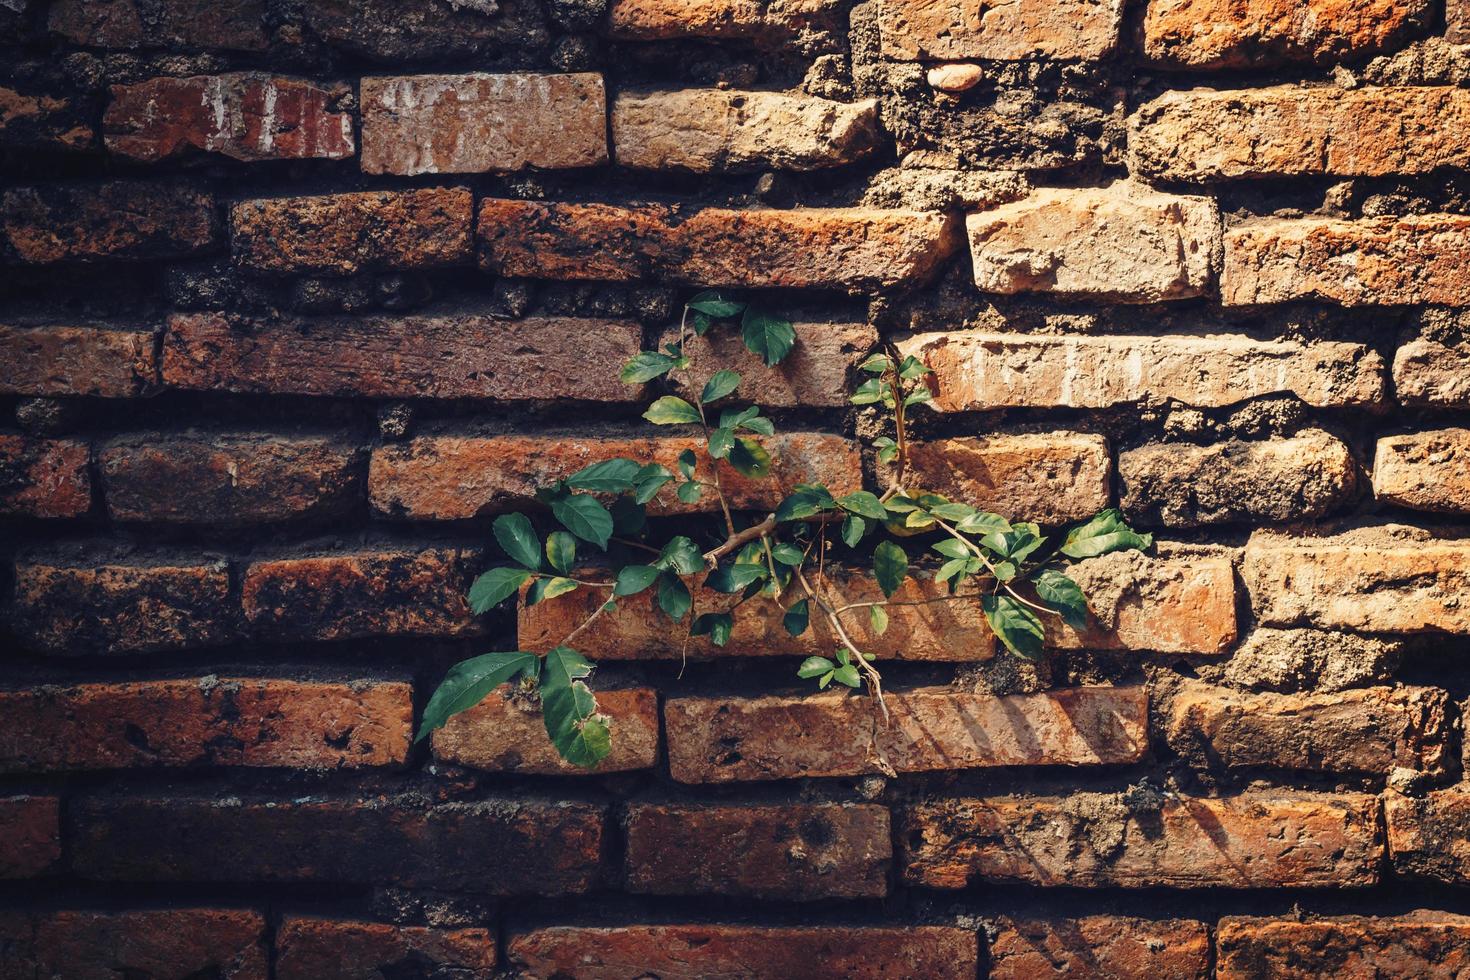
top-left (703, 513), bottom-right (777, 567)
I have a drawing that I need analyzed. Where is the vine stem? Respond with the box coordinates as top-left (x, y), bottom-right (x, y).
top-left (703, 513), bottom-right (776, 567)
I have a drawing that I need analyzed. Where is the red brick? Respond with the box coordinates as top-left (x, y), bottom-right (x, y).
top-left (1385, 789), bottom-right (1470, 885)
top-left (433, 687), bottom-right (659, 774)
top-left (662, 319), bottom-right (879, 408)
top-left (897, 331), bottom-right (1386, 411)
top-left (100, 431), bottom-right (362, 525)
top-left (231, 188), bottom-right (472, 276)
top-left (664, 685), bottom-right (1148, 783)
top-left (1395, 338), bottom-right (1470, 408)
top-left (0, 322), bottom-right (157, 398)
top-left (907, 432), bottom-right (1111, 524)
top-left (11, 555), bottom-right (234, 654)
top-left (105, 73), bottom-right (353, 163)
top-left (1242, 525), bottom-right (1470, 633)
top-left (520, 564), bottom-right (997, 662)
top-left (1224, 215), bottom-right (1470, 307)
top-left (477, 199), bottom-right (961, 290)
top-left (901, 791), bottom-right (1381, 889)
top-left (1133, 87), bottom-right (1467, 183)
top-left (73, 796), bottom-right (606, 893)
top-left (0, 84), bottom-right (93, 152)
top-left (162, 311), bottom-right (644, 402)
top-left (623, 803), bottom-right (890, 899)
top-left (0, 678), bottom-right (412, 772)
top-left (1120, 431), bottom-right (1357, 527)
top-left (2, 180), bottom-right (216, 264)
top-left (0, 435), bottom-right (91, 518)
top-left (276, 918), bottom-right (496, 980)
top-left (1374, 428), bottom-right (1470, 514)
top-left (606, 0), bottom-right (844, 45)
top-left (4, 909), bottom-right (268, 980)
top-left (361, 72), bottom-right (607, 175)
top-left (1217, 912), bottom-right (1470, 978)
top-left (0, 796), bottom-right (60, 878)
top-left (510, 924), bottom-right (978, 979)
top-left (1166, 680), bottom-right (1450, 777)
top-left (48, 0), bottom-right (269, 50)
top-left (368, 431), bottom-right (860, 520)
top-left (1142, 0), bottom-right (1431, 69)
top-left (876, 0), bottom-right (1123, 60)
top-left (240, 548), bottom-right (480, 642)
top-left (988, 916), bottom-right (1210, 980)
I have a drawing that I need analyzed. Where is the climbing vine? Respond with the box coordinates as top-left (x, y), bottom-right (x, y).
top-left (417, 292), bottom-right (1153, 767)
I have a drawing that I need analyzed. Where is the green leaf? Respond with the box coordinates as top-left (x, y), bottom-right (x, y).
top-left (657, 573), bottom-right (692, 622)
top-left (784, 599), bottom-right (811, 637)
top-left (540, 646), bottom-right (610, 768)
top-left (676, 449), bottom-right (698, 480)
top-left (691, 611), bottom-right (733, 646)
top-left (849, 378), bottom-right (885, 405)
top-left (797, 655), bottom-right (833, 678)
top-left (493, 513), bottom-right (541, 571)
top-left (832, 663), bottom-right (862, 688)
top-left (707, 427), bottom-right (734, 459)
top-left (841, 514), bottom-right (866, 547)
top-left (727, 437), bottom-right (772, 478)
top-left (1061, 508), bottom-right (1155, 559)
top-left (873, 540), bottom-right (908, 598)
top-left (566, 458), bottom-right (642, 493)
top-left (1034, 569), bottom-right (1089, 630)
top-left (657, 536), bottom-right (704, 575)
top-left (676, 481), bottom-right (703, 504)
top-left (936, 557), bottom-right (973, 588)
top-left (706, 562), bottom-right (767, 593)
top-left (869, 604), bottom-right (888, 636)
top-left (632, 463), bottom-right (674, 505)
top-left (551, 494), bottom-right (614, 549)
top-left (859, 353), bottom-right (893, 375)
top-left (701, 369), bottom-right (742, 404)
top-left (545, 531), bottom-right (577, 574)
top-left (836, 490), bottom-right (887, 520)
top-left (903, 386), bottom-right (933, 408)
top-left (932, 538), bottom-right (970, 560)
top-left (614, 564), bottom-right (660, 596)
top-left (643, 396), bottom-right (701, 425)
top-left (542, 576), bottom-right (580, 601)
top-left (620, 351), bottom-right (679, 384)
top-left (956, 511), bottom-right (1012, 535)
top-left (776, 484), bottom-right (835, 522)
top-left (982, 594), bottom-right (1045, 660)
top-left (980, 527), bottom-right (1045, 564)
top-left (740, 305), bottom-right (796, 366)
top-left (468, 567), bottom-right (531, 613)
top-left (874, 436), bottom-right (898, 465)
top-left (737, 414), bottom-right (774, 435)
top-left (771, 542), bottom-right (805, 566)
top-left (688, 290), bottom-right (745, 318)
top-left (416, 651), bottom-right (538, 742)
top-left (928, 501), bottom-right (976, 522)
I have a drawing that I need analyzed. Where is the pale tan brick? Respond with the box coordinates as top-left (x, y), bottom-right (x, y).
top-left (896, 331), bottom-right (1386, 410)
top-left (361, 73), bottom-right (606, 175)
top-left (612, 89), bottom-right (878, 172)
top-left (1224, 215), bottom-right (1470, 307)
top-left (369, 431), bottom-right (860, 520)
top-left (965, 183), bottom-right (1220, 303)
top-left (664, 685), bottom-right (1148, 782)
top-left (907, 432), bottom-right (1111, 524)
top-left (1395, 338), bottom-right (1470, 408)
top-left (1242, 525), bottom-right (1470, 633)
top-left (432, 687), bottom-right (659, 775)
top-left (876, 0), bottom-right (1124, 61)
top-left (1218, 912), bottom-right (1470, 979)
top-left (902, 791), bottom-right (1382, 889)
top-left (1375, 428), bottom-right (1470, 514)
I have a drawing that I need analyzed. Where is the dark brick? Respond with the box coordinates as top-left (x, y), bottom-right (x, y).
top-left (2, 181), bottom-right (217, 264)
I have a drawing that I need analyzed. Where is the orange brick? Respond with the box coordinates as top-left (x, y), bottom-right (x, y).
top-left (989, 916), bottom-right (1210, 979)
top-left (1373, 428), bottom-right (1470, 514)
top-left (432, 687), bottom-right (659, 774)
top-left (1218, 912), bottom-right (1470, 978)
top-left (662, 319), bottom-right (878, 409)
top-left (1385, 789), bottom-right (1470, 885)
top-left (1142, 0), bottom-right (1431, 68)
top-left (2, 180), bottom-right (216, 263)
top-left (907, 432), bottom-right (1111, 524)
top-left (0, 435), bottom-right (91, 518)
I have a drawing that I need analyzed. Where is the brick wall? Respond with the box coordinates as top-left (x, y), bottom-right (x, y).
top-left (2, 0), bottom-right (1470, 976)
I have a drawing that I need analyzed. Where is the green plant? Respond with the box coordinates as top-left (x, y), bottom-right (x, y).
top-left (417, 292), bottom-right (1153, 767)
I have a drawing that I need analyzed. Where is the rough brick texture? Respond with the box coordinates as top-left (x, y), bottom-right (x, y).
top-left (876, 0), bottom-right (1123, 60)
top-left (1217, 912), bottom-right (1470, 978)
top-left (1374, 428), bottom-right (1470, 514)
top-left (3, 180), bottom-right (216, 263)
top-left (433, 686), bottom-right (659, 774)
top-left (0, 796), bottom-right (60, 877)
top-left (905, 432), bottom-right (1112, 524)
top-left (0, 323), bottom-right (157, 398)
top-left (0, 909), bottom-right (268, 979)
top-left (0, 435), bottom-right (91, 518)
top-left (988, 916), bottom-right (1210, 980)
top-left (1141, 0), bottom-right (1432, 68)
top-left (276, 918), bottom-right (496, 980)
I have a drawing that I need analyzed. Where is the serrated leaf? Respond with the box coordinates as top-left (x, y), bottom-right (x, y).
top-left (468, 567), bottom-right (531, 613)
top-left (657, 573), bottom-right (692, 622)
top-left (493, 513), bottom-right (542, 571)
top-left (643, 396), bottom-right (701, 425)
top-left (1061, 508), bottom-right (1155, 559)
top-left (688, 290), bottom-right (745, 318)
top-left (545, 531), bottom-right (577, 574)
top-left (727, 437), bottom-right (772, 478)
top-left (540, 646), bottom-right (609, 768)
top-left (740, 305), bottom-right (796, 366)
top-left (784, 599), bottom-right (810, 637)
top-left (869, 604), bottom-right (888, 635)
top-left (836, 490), bottom-right (887, 520)
top-left (620, 351), bottom-right (679, 384)
top-left (701, 369), bottom-right (742, 404)
top-left (691, 611), bottom-right (733, 646)
top-left (1034, 569), bottom-right (1089, 630)
top-left (614, 564), bottom-right (660, 596)
top-left (542, 576), bottom-right (580, 600)
top-left (797, 654), bottom-right (833, 678)
top-left (705, 562), bottom-right (767, 593)
top-left (982, 594), bottom-right (1045, 660)
top-left (551, 494), bottom-right (614, 549)
top-left (566, 458), bottom-right (642, 493)
top-left (707, 426), bottom-right (734, 459)
top-left (416, 651), bottom-right (537, 742)
top-left (657, 536), bottom-right (703, 575)
top-left (841, 514), bottom-right (866, 547)
top-left (873, 540), bottom-right (908, 598)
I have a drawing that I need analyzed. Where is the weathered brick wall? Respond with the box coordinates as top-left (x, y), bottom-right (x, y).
top-left (3, 0), bottom-right (1470, 975)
